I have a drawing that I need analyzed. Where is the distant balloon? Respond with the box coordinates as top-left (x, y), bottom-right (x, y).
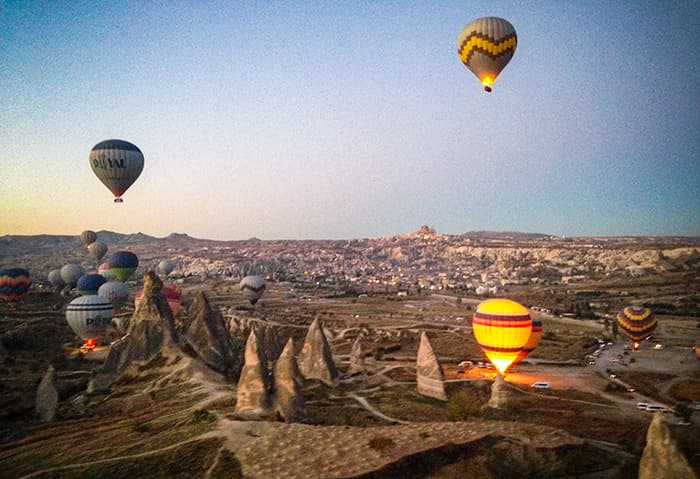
top-left (60, 264), bottom-right (85, 289)
top-left (617, 306), bottom-right (656, 348)
top-left (107, 251), bottom-right (139, 281)
top-left (240, 275), bottom-right (266, 305)
top-left (157, 259), bottom-right (175, 277)
top-left (135, 283), bottom-right (182, 316)
top-left (65, 295), bottom-right (113, 349)
top-left (0, 268), bottom-right (32, 303)
top-left (472, 298), bottom-right (532, 373)
top-left (695, 340), bottom-right (700, 361)
top-left (89, 139), bottom-right (144, 203)
top-left (76, 274), bottom-right (107, 296)
top-left (457, 17), bottom-right (517, 92)
top-left (80, 230), bottom-right (97, 247)
top-left (87, 241), bottom-right (108, 263)
top-left (98, 281), bottom-right (130, 309)
top-left (98, 262), bottom-right (118, 281)
top-left (48, 269), bottom-right (66, 289)
top-left (511, 319), bottom-right (543, 368)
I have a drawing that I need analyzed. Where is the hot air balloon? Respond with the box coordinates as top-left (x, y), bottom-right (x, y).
top-left (511, 319), bottom-right (543, 368)
top-left (98, 281), bottom-right (130, 309)
top-left (87, 241), bottom-right (108, 263)
top-left (80, 230), bottom-right (97, 247)
top-left (89, 139), bottom-right (144, 203)
top-left (457, 17), bottom-right (517, 92)
top-left (157, 259), bottom-right (175, 277)
top-left (76, 274), bottom-right (107, 296)
top-left (135, 283), bottom-right (182, 316)
top-left (695, 340), bottom-right (700, 361)
top-left (60, 264), bottom-right (85, 289)
top-left (98, 262), bottom-right (118, 281)
top-left (65, 295), bottom-right (113, 349)
top-left (240, 275), bottom-right (266, 305)
top-left (48, 269), bottom-right (66, 290)
top-left (107, 251), bottom-right (139, 281)
top-left (472, 298), bottom-right (532, 373)
top-left (0, 268), bottom-right (32, 304)
top-left (617, 306), bottom-right (656, 350)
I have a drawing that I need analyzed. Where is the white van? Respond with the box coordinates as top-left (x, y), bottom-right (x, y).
top-left (531, 382), bottom-right (550, 389)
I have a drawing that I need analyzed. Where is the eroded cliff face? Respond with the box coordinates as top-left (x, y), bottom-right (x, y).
top-left (638, 413), bottom-right (697, 479)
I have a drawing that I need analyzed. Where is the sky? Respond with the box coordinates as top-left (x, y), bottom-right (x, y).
top-left (1, 1), bottom-right (698, 240)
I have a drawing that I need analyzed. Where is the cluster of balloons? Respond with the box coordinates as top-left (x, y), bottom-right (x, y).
top-left (472, 298), bottom-right (540, 374)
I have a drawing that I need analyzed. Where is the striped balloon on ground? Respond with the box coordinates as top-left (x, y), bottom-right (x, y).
top-left (65, 295), bottom-right (113, 349)
top-left (87, 241), bottom-right (108, 262)
top-left (472, 298), bottom-right (532, 373)
top-left (0, 268), bottom-right (32, 303)
top-left (107, 251), bottom-right (139, 281)
top-left (240, 275), bottom-right (266, 305)
top-left (457, 17), bottom-right (517, 92)
top-left (511, 318), bottom-right (543, 368)
top-left (617, 306), bottom-right (656, 348)
top-left (80, 230), bottom-right (97, 247)
top-left (77, 274), bottom-right (107, 296)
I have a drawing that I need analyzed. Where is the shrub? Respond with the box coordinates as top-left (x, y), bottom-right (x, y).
top-left (368, 435), bottom-right (395, 452)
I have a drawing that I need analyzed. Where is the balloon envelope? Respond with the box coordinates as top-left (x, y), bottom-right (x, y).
top-left (60, 264), bottom-right (85, 289)
top-left (65, 295), bottom-right (113, 344)
top-left (511, 319), bottom-right (543, 367)
top-left (158, 259), bottom-right (175, 277)
top-left (107, 251), bottom-right (139, 281)
top-left (98, 281), bottom-right (130, 309)
top-left (80, 230), bottom-right (97, 247)
top-left (458, 17), bottom-right (517, 91)
top-left (98, 262), bottom-right (119, 281)
top-left (89, 139), bottom-right (144, 202)
top-left (87, 241), bottom-right (108, 262)
top-left (0, 268), bottom-right (32, 303)
top-left (472, 298), bottom-right (532, 373)
top-left (48, 269), bottom-right (65, 288)
top-left (240, 275), bottom-right (266, 305)
top-left (76, 274), bottom-right (107, 296)
top-left (617, 306), bottom-right (656, 344)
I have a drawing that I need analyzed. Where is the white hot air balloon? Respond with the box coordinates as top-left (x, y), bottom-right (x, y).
top-left (98, 281), bottom-right (130, 309)
top-left (60, 264), bottom-right (85, 289)
top-left (48, 269), bottom-right (65, 289)
top-left (158, 259), bottom-right (175, 277)
top-left (65, 295), bottom-right (113, 349)
top-left (240, 275), bottom-right (266, 305)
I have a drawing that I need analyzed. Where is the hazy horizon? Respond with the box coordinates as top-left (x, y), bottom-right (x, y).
top-left (2, 2), bottom-right (699, 240)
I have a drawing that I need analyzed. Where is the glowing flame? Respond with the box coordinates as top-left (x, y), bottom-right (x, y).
top-left (481, 76), bottom-right (494, 87)
top-left (83, 338), bottom-right (97, 349)
top-left (489, 358), bottom-right (513, 374)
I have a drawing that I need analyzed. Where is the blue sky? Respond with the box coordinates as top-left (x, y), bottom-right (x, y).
top-left (1, 1), bottom-right (698, 239)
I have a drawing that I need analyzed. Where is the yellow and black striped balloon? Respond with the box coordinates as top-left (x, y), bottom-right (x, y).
top-left (457, 17), bottom-right (517, 91)
top-left (616, 306), bottom-right (656, 344)
top-left (472, 298), bottom-right (532, 373)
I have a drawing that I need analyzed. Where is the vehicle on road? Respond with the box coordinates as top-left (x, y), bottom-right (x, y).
top-left (531, 382), bottom-right (550, 389)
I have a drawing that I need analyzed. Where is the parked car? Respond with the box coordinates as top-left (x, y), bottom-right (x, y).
top-left (531, 382), bottom-right (550, 389)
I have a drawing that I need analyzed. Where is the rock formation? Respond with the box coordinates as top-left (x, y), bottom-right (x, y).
top-left (638, 413), bottom-right (697, 479)
top-left (416, 331), bottom-right (447, 401)
top-left (272, 338), bottom-right (306, 422)
top-left (261, 325), bottom-right (283, 366)
top-left (35, 364), bottom-right (58, 422)
top-left (348, 336), bottom-right (365, 375)
top-left (488, 372), bottom-right (510, 409)
top-left (89, 272), bottom-right (179, 393)
top-left (183, 291), bottom-right (241, 378)
top-left (234, 329), bottom-right (272, 419)
top-left (297, 318), bottom-right (338, 387)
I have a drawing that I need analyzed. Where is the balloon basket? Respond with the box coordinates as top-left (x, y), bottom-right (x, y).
top-left (114, 198), bottom-right (123, 203)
